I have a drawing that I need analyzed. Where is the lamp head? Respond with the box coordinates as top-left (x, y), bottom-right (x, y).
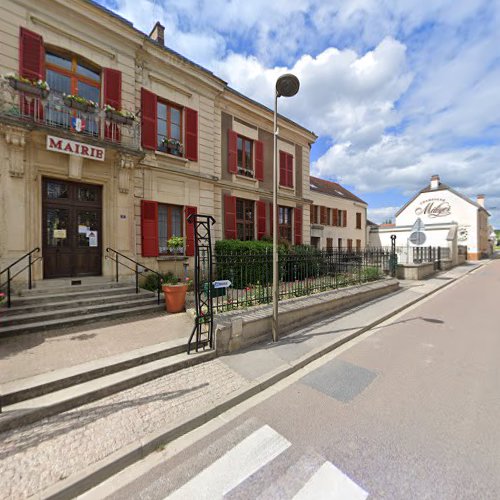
top-left (276, 73), bottom-right (300, 98)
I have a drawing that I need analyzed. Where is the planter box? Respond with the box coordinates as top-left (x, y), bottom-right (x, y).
top-left (63, 97), bottom-right (97, 113)
top-left (7, 78), bottom-right (49, 98)
top-left (105, 110), bottom-right (135, 125)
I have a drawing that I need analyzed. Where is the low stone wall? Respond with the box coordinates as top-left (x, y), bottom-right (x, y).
top-left (215, 278), bottom-right (399, 354)
top-left (396, 262), bottom-right (435, 280)
top-left (440, 259), bottom-right (454, 271)
top-left (457, 254), bottom-right (466, 265)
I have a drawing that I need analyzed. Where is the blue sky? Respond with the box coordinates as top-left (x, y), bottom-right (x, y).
top-left (97, 0), bottom-right (500, 226)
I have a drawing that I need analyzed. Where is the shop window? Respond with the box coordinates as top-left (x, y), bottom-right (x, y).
top-left (236, 198), bottom-right (255, 240)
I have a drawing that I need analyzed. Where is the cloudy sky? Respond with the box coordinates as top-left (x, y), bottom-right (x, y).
top-left (98, 0), bottom-right (500, 226)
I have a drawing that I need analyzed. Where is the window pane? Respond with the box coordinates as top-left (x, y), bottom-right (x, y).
top-left (236, 199), bottom-right (244, 219)
top-left (157, 102), bottom-right (166, 120)
top-left (157, 119), bottom-right (167, 136)
top-left (77, 211), bottom-right (98, 247)
top-left (46, 69), bottom-right (71, 95)
top-left (171, 107), bottom-right (181, 125)
top-left (158, 205), bottom-right (169, 254)
top-left (237, 137), bottom-right (243, 168)
top-left (78, 187), bottom-right (98, 202)
top-left (170, 124), bottom-right (180, 140)
top-left (77, 81), bottom-right (99, 104)
top-left (47, 181), bottom-right (68, 199)
top-left (171, 207), bottom-right (182, 237)
top-left (46, 52), bottom-right (72, 70)
top-left (77, 62), bottom-right (100, 82)
top-left (46, 208), bottom-right (69, 247)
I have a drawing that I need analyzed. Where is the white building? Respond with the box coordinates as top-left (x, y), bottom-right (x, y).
top-left (369, 175), bottom-right (491, 261)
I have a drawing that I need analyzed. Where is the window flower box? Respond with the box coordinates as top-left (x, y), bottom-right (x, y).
top-left (104, 106), bottom-right (136, 125)
top-left (5, 75), bottom-right (49, 99)
top-left (63, 94), bottom-right (98, 113)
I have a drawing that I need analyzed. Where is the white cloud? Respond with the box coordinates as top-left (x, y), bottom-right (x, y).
top-left (367, 206), bottom-right (399, 224)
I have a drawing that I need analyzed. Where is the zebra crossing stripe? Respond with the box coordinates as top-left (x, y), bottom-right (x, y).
top-left (292, 461), bottom-right (368, 500)
top-left (164, 425), bottom-right (291, 499)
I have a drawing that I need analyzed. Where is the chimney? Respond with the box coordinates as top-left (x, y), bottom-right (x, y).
top-left (149, 21), bottom-right (165, 46)
top-left (430, 174), bottom-right (440, 190)
top-left (477, 194), bottom-right (485, 208)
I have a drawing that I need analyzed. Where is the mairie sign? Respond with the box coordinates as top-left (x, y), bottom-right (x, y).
top-left (46, 135), bottom-right (105, 161)
top-left (213, 280), bottom-right (232, 289)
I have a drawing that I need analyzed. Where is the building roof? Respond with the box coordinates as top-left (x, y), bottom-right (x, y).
top-left (309, 176), bottom-right (367, 205)
top-left (395, 180), bottom-right (490, 217)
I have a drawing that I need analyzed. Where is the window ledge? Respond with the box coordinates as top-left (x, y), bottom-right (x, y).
top-left (155, 150), bottom-right (189, 165)
top-left (279, 185), bottom-right (295, 192)
top-left (232, 173), bottom-right (259, 185)
top-left (157, 255), bottom-right (188, 261)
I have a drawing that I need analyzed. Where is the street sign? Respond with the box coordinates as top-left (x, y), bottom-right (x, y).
top-left (411, 218), bottom-right (425, 232)
top-left (409, 231), bottom-right (426, 245)
top-left (213, 280), bottom-right (232, 289)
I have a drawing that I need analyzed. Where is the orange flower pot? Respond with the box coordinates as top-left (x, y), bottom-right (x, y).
top-left (162, 283), bottom-right (188, 313)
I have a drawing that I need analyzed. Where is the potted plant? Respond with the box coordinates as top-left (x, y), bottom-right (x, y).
top-left (161, 236), bottom-right (188, 313)
top-left (104, 104), bottom-right (136, 125)
top-left (4, 74), bottom-right (50, 98)
top-left (161, 137), bottom-right (183, 156)
top-left (63, 94), bottom-right (98, 113)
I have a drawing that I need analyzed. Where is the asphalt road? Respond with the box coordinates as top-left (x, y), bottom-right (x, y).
top-left (92, 260), bottom-right (500, 499)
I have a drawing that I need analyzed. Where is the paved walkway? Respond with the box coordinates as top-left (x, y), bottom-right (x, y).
top-left (0, 262), bottom-right (485, 498)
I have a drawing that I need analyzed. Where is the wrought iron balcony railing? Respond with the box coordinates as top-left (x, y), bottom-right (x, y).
top-left (0, 79), bottom-right (140, 150)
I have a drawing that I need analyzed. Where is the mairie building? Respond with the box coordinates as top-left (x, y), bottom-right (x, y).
top-left (0, 0), bottom-right (316, 285)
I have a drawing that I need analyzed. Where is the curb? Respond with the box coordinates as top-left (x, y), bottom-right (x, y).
top-left (41, 263), bottom-right (483, 499)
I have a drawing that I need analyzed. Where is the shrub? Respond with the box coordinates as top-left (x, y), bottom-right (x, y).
top-left (362, 266), bottom-right (382, 282)
top-left (141, 271), bottom-right (175, 291)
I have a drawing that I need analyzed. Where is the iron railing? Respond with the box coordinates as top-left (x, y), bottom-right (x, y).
top-left (0, 247), bottom-right (41, 308)
top-left (105, 248), bottom-right (163, 304)
top-left (212, 248), bottom-right (389, 313)
top-left (0, 79), bottom-right (140, 150)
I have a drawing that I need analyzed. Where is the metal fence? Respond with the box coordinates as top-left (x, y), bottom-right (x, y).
top-left (211, 248), bottom-right (391, 313)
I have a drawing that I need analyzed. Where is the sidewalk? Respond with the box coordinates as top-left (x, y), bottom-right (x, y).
top-left (0, 262), bottom-right (485, 499)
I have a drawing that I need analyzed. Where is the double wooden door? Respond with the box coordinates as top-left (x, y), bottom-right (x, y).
top-left (42, 178), bottom-right (102, 278)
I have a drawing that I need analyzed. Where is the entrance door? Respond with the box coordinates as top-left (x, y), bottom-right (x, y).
top-left (43, 178), bottom-right (102, 278)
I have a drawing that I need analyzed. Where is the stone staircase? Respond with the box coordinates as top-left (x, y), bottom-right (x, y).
top-left (0, 278), bottom-right (164, 337)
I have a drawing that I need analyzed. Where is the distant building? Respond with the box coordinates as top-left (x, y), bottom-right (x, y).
top-left (309, 177), bottom-right (368, 251)
top-left (369, 175), bottom-right (492, 261)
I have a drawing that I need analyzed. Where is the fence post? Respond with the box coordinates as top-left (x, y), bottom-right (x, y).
top-left (390, 235), bottom-right (397, 277)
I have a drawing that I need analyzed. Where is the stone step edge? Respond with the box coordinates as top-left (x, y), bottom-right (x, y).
top-left (0, 349), bottom-right (215, 433)
top-left (1, 296), bottom-right (162, 323)
top-left (1, 337), bottom-right (190, 406)
top-left (3, 291), bottom-right (160, 315)
top-left (18, 281), bottom-right (134, 295)
top-left (0, 304), bottom-right (166, 337)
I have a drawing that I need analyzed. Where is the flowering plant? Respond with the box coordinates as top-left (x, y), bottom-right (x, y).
top-left (0, 292), bottom-right (5, 305)
top-left (162, 137), bottom-right (183, 153)
top-left (63, 93), bottom-right (98, 108)
top-left (4, 73), bottom-right (50, 91)
top-left (104, 104), bottom-right (136, 120)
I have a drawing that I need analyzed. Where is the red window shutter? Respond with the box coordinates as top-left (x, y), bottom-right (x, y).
top-left (185, 206), bottom-right (197, 256)
top-left (286, 154), bottom-right (294, 187)
top-left (228, 130), bottom-right (238, 173)
top-left (141, 88), bottom-right (157, 150)
top-left (254, 140), bottom-right (264, 181)
top-left (141, 200), bottom-right (158, 257)
top-left (279, 151), bottom-right (286, 186)
top-left (294, 207), bottom-right (302, 245)
top-left (343, 210), bottom-right (348, 227)
top-left (224, 195), bottom-right (237, 239)
top-left (103, 68), bottom-right (122, 141)
top-left (256, 201), bottom-right (266, 240)
top-left (185, 108), bottom-right (198, 161)
top-left (19, 28), bottom-right (44, 80)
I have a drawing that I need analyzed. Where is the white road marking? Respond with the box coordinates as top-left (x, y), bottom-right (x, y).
top-left (293, 461), bottom-right (368, 500)
top-left (164, 424), bottom-right (290, 499)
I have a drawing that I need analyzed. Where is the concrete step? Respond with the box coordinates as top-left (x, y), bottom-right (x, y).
top-left (1, 338), bottom-right (190, 406)
top-left (0, 303), bottom-right (165, 337)
top-left (1, 296), bottom-right (161, 324)
top-left (0, 348), bottom-right (215, 432)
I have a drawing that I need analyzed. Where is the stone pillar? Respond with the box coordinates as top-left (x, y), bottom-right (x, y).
top-left (4, 126), bottom-right (26, 178)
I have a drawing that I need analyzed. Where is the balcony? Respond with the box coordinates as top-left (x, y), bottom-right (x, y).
top-left (0, 79), bottom-right (140, 151)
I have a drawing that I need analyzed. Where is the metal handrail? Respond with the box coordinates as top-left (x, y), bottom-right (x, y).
top-left (105, 248), bottom-right (163, 304)
top-left (0, 247), bottom-right (41, 308)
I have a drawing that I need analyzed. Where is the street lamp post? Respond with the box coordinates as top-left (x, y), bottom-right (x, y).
top-left (272, 74), bottom-right (300, 342)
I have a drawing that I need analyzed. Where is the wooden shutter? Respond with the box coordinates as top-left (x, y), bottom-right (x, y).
top-left (141, 88), bottom-right (157, 150)
top-left (279, 151), bottom-right (286, 186)
top-left (320, 206), bottom-right (328, 225)
top-left (141, 200), bottom-right (158, 257)
top-left (185, 107), bottom-right (198, 161)
top-left (228, 130), bottom-right (238, 173)
top-left (333, 208), bottom-right (338, 226)
top-left (343, 210), bottom-right (348, 227)
top-left (294, 207), bottom-right (302, 245)
top-left (103, 68), bottom-right (122, 141)
top-left (256, 200), bottom-right (266, 240)
top-left (185, 206), bottom-right (197, 256)
top-left (19, 28), bottom-right (44, 80)
top-left (254, 140), bottom-right (264, 181)
top-left (286, 154), bottom-right (294, 187)
top-left (224, 195), bottom-right (237, 239)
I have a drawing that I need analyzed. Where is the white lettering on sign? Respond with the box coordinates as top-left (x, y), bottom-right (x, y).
top-left (46, 135), bottom-right (105, 162)
top-left (213, 280), bottom-right (232, 289)
top-left (415, 198), bottom-right (451, 218)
